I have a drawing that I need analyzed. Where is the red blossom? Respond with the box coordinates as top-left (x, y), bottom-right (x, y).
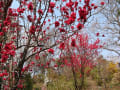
top-left (17, 8), bottom-right (24, 14)
top-left (64, 17), bottom-right (75, 25)
top-left (11, 36), bottom-right (16, 39)
top-left (4, 44), bottom-right (12, 51)
top-left (71, 26), bottom-right (74, 29)
top-left (76, 23), bottom-right (83, 30)
top-left (29, 25), bottom-right (36, 34)
top-left (48, 19), bottom-right (50, 22)
top-left (61, 6), bottom-right (68, 14)
top-left (9, 50), bottom-right (15, 56)
top-left (54, 64), bottom-right (58, 67)
top-left (102, 34), bottom-right (105, 37)
top-left (27, 15), bottom-right (33, 22)
top-left (96, 33), bottom-right (99, 36)
top-left (50, 2), bottom-right (55, 8)
top-left (28, 2), bottom-right (33, 11)
top-left (70, 12), bottom-right (76, 19)
top-left (48, 48), bottom-right (54, 54)
top-left (91, 3), bottom-right (95, 6)
top-left (2, 27), bottom-right (7, 32)
top-left (62, 0), bottom-right (66, 2)
top-left (0, 73), bottom-right (4, 77)
top-left (0, 43), bottom-right (2, 47)
top-left (49, 8), bottom-right (54, 13)
top-left (1, 55), bottom-right (8, 63)
top-left (78, 8), bottom-right (88, 22)
top-left (35, 54), bottom-right (40, 60)
top-left (80, 74), bottom-right (82, 78)
top-left (59, 43), bottom-right (65, 49)
top-left (3, 78), bottom-right (6, 80)
top-left (94, 5), bottom-right (98, 9)
top-left (31, 61), bottom-right (35, 65)
top-left (38, 9), bottom-right (43, 14)
top-left (101, 2), bottom-right (105, 5)
top-left (0, 32), bottom-right (3, 36)
top-left (71, 39), bottom-right (76, 47)
top-left (59, 28), bottom-right (65, 32)
top-left (55, 21), bottom-right (60, 27)
top-left (17, 84), bottom-right (23, 89)
top-left (64, 59), bottom-right (68, 65)
top-left (74, 1), bottom-right (78, 8)
top-left (66, 1), bottom-right (74, 8)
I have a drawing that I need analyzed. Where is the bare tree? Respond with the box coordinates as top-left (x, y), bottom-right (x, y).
top-left (92, 0), bottom-right (120, 55)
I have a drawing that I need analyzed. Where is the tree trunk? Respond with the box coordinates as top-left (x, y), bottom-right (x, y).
top-left (79, 64), bottom-right (85, 90)
top-left (71, 66), bottom-right (79, 90)
top-left (80, 69), bottom-right (85, 90)
top-left (44, 69), bottom-right (49, 86)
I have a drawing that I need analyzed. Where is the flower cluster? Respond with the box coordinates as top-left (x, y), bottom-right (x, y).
top-left (64, 12), bottom-right (76, 25)
top-left (48, 48), bottom-right (54, 54)
top-left (29, 25), bottom-right (36, 34)
top-left (0, 41), bottom-right (16, 63)
top-left (27, 2), bottom-right (33, 11)
top-left (55, 21), bottom-right (60, 27)
top-left (49, 2), bottom-right (55, 13)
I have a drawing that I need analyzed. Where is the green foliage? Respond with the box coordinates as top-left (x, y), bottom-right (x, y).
top-left (90, 67), bottom-right (98, 80)
top-left (90, 67), bottom-right (103, 86)
top-left (47, 75), bottom-right (75, 90)
top-left (23, 74), bottom-right (33, 90)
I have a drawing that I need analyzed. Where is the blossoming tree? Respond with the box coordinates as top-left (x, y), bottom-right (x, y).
top-left (58, 33), bottom-right (102, 90)
top-left (0, 0), bottom-right (104, 89)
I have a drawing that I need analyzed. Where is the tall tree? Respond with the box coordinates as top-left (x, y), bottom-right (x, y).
top-left (0, 0), bottom-right (104, 89)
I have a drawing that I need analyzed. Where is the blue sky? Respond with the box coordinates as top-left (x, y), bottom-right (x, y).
top-left (11, 0), bottom-right (19, 9)
top-left (10, 0), bottom-right (120, 62)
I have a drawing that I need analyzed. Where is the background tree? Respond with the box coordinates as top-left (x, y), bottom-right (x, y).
top-left (58, 33), bottom-right (101, 90)
top-left (91, 56), bottom-right (119, 89)
top-left (90, 0), bottom-right (120, 55)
